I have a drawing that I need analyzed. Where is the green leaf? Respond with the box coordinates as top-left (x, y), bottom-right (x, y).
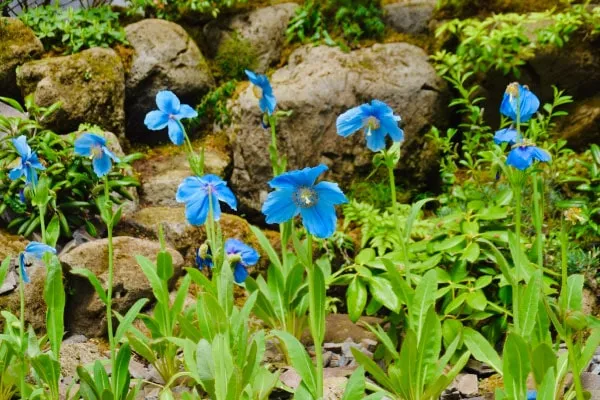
top-left (503, 333), bottom-right (530, 400)
top-left (463, 327), bottom-right (503, 374)
top-left (559, 274), bottom-right (584, 312)
top-left (531, 343), bottom-right (556, 386)
top-left (46, 215), bottom-right (61, 248)
top-left (308, 265), bottom-right (326, 346)
top-left (156, 251), bottom-right (173, 282)
top-left (250, 225), bottom-right (281, 270)
top-left (114, 343), bottom-right (132, 400)
top-left (71, 268), bottom-right (107, 304)
top-left (341, 366), bottom-right (365, 400)
top-left (462, 242), bottom-right (480, 263)
top-left (415, 308), bottom-right (442, 391)
top-left (0, 257), bottom-right (11, 290)
top-left (272, 330), bottom-right (317, 396)
top-left (347, 277), bottom-right (367, 323)
top-left (433, 235), bottom-right (466, 252)
top-left (537, 367), bottom-right (557, 400)
top-left (368, 275), bottom-right (400, 313)
top-left (355, 248), bottom-right (375, 265)
top-left (516, 271), bottom-right (542, 339)
top-left (351, 346), bottom-right (394, 393)
top-left (410, 269), bottom-right (438, 342)
top-left (114, 298), bottom-right (148, 344)
top-left (466, 290), bottom-right (487, 311)
top-left (136, 255), bottom-right (169, 305)
top-left (44, 257), bottom-right (65, 356)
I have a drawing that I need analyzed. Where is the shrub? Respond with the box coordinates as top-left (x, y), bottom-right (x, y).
top-left (215, 33), bottom-right (258, 81)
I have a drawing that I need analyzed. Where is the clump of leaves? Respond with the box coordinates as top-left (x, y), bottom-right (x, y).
top-left (215, 33), bottom-right (258, 81)
top-left (194, 80), bottom-right (237, 127)
top-left (0, 96), bottom-right (140, 241)
top-left (126, 0), bottom-right (247, 20)
top-left (19, 5), bottom-right (127, 54)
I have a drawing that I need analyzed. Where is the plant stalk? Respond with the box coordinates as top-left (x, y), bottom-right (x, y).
top-left (305, 234), bottom-right (323, 399)
top-left (103, 175), bottom-right (117, 393)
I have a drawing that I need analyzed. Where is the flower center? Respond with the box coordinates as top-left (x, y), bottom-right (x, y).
top-left (91, 145), bottom-right (103, 159)
top-left (505, 82), bottom-right (520, 98)
top-left (363, 116), bottom-right (380, 134)
top-left (293, 186), bottom-right (318, 208)
top-left (9, 157), bottom-right (22, 169)
top-left (252, 85), bottom-right (263, 100)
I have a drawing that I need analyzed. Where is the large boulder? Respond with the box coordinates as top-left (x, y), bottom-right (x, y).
top-left (0, 18), bottom-right (43, 100)
top-left (124, 19), bottom-right (215, 143)
top-left (229, 43), bottom-right (449, 214)
top-left (558, 95), bottom-right (600, 150)
top-left (203, 3), bottom-right (299, 72)
top-left (384, 0), bottom-right (437, 35)
top-left (16, 47), bottom-right (125, 137)
top-left (60, 237), bottom-right (184, 337)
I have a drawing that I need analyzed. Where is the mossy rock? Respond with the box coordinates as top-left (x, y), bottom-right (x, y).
top-left (16, 47), bottom-right (126, 137)
top-left (0, 17), bottom-right (43, 100)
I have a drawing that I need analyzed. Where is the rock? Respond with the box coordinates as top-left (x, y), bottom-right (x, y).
top-left (558, 95), bottom-right (600, 151)
top-left (203, 3), bottom-right (298, 72)
top-left (59, 338), bottom-right (104, 378)
top-left (116, 208), bottom-right (273, 271)
top-left (229, 43), bottom-right (448, 214)
top-left (302, 314), bottom-right (383, 345)
top-left (455, 373), bottom-right (479, 396)
top-left (279, 368), bottom-right (302, 389)
top-left (124, 19), bottom-right (214, 143)
top-left (0, 18), bottom-right (44, 99)
top-left (466, 359), bottom-right (495, 377)
top-left (60, 236), bottom-right (184, 337)
top-left (133, 136), bottom-right (231, 207)
top-left (384, 0), bottom-right (436, 35)
top-left (0, 101), bottom-right (26, 119)
top-left (323, 376), bottom-right (347, 400)
top-left (16, 47), bottom-right (126, 137)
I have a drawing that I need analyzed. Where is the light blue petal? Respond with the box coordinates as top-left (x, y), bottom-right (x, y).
top-left (12, 136), bottom-right (31, 158)
top-left (144, 110), bottom-right (169, 130)
top-left (167, 119), bottom-right (184, 146)
top-left (209, 193), bottom-right (222, 221)
top-left (370, 99), bottom-right (395, 116)
top-left (9, 167), bottom-right (24, 181)
top-left (92, 152), bottom-right (112, 177)
top-left (174, 104), bottom-right (198, 120)
top-left (233, 263), bottom-right (249, 284)
top-left (260, 93), bottom-right (277, 115)
top-left (269, 164), bottom-right (328, 189)
top-left (19, 253), bottom-right (29, 284)
top-left (519, 86), bottom-right (540, 122)
top-left (214, 184), bottom-right (237, 211)
top-left (225, 238), bottom-right (259, 266)
top-left (500, 92), bottom-right (517, 121)
top-left (28, 153), bottom-right (45, 170)
top-left (185, 194), bottom-right (210, 225)
top-left (262, 188), bottom-right (299, 224)
top-left (336, 106), bottom-right (366, 138)
top-left (25, 241), bottom-right (56, 258)
top-left (507, 146), bottom-right (534, 170)
top-left (380, 115), bottom-right (404, 142)
top-left (25, 167), bottom-right (38, 186)
top-left (494, 128), bottom-right (520, 145)
top-left (300, 202), bottom-right (337, 239)
top-left (103, 147), bottom-right (120, 163)
top-left (200, 174), bottom-right (226, 184)
top-left (245, 69), bottom-right (259, 84)
top-left (156, 91), bottom-right (180, 115)
top-left (314, 181), bottom-right (348, 206)
top-left (176, 177), bottom-right (205, 203)
top-left (365, 128), bottom-right (387, 151)
top-left (532, 146), bottom-right (551, 163)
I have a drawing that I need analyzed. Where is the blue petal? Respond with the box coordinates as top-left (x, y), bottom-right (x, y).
top-left (28, 153), bottom-right (45, 170)
top-left (519, 87), bottom-right (540, 122)
top-left (494, 128), bottom-right (520, 145)
top-left (527, 390), bottom-right (537, 400)
top-left (195, 247), bottom-right (213, 270)
top-left (300, 201), bottom-right (338, 239)
top-left (245, 69), bottom-right (259, 84)
top-left (233, 263), bottom-right (249, 284)
top-left (260, 93), bottom-right (277, 115)
top-left (209, 193), bottom-right (222, 221)
top-left (156, 91), bottom-right (180, 115)
top-left (336, 106), bottom-right (366, 138)
top-left (74, 133), bottom-right (105, 156)
top-left (531, 146), bottom-right (551, 163)
top-left (144, 110), bottom-right (169, 131)
top-left (167, 119), bottom-right (184, 146)
top-left (174, 104), bottom-right (198, 120)
top-left (185, 194), bottom-right (210, 225)
top-left (507, 146), bottom-right (535, 170)
top-left (500, 84), bottom-right (540, 122)
top-left (19, 253), bottom-right (30, 284)
top-left (25, 242), bottom-right (56, 258)
top-left (12, 136), bottom-right (31, 158)
top-left (380, 115), bottom-right (404, 142)
top-left (262, 188), bottom-right (299, 224)
top-left (214, 184), bottom-right (237, 211)
top-left (103, 147), bottom-right (120, 163)
top-left (201, 174), bottom-right (226, 184)
top-left (9, 166), bottom-right (24, 181)
top-left (92, 152), bottom-right (112, 177)
top-left (269, 164), bottom-right (328, 190)
top-left (225, 239), bottom-right (259, 266)
top-left (314, 181), bottom-right (348, 206)
top-left (370, 99), bottom-right (395, 117)
top-left (365, 127), bottom-right (387, 151)
top-left (25, 166), bottom-right (38, 186)
top-left (176, 177), bottom-right (205, 203)
top-left (500, 92), bottom-right (517, 121)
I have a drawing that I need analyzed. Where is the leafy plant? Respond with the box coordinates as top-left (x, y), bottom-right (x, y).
top-left (126, 0), bottom-right (247, 20)
top-left (20, 5), bottom-right (127, 54)
top-left (215, 33), bottom-right (258, 81)
top-left (194, 80), bottom-right (237, 127)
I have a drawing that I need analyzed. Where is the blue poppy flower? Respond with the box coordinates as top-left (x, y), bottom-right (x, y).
top-left (262, 164), bottom-right (347, 239)
top-left (245, 70), bottom-right (277, 116)
top-left (144, 91), bottom-right (198, 146)
top-left (176, 174), bottom-right (237, 226)
top-left (500, 83), bottom-right (540, 123)
top-left (506, 144), bottom-right (551, 170)
top-left (74, 133), bottom-right (120, 178)
top-left (494, 127), bottom-right (521, 145)
top-left (225, 238), bottom-right (259, 284)
top-left (195, 245), bottom-right (213, 270)
top-left (527, 390), bottom-right (537, 400)
top-left (9, 135), bottom-right (45, 186)
top-left (336, 100), bottom-right (404, 152)
top-left (18, 242), bottom-right (56, 284)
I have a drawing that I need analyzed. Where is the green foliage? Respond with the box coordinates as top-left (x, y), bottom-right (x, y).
top-left (215, 34), bottom-right (258, 81)
top-left (196, 81), bottom-right (237, 127)
top-left (0, 96), bottom-right (140, 242)
top-left (19, 5), bottom-right (127, 54)
top-left (286, 0), bottom-right (385, 47)
top-left (126, 0), bottom-right (247, 20)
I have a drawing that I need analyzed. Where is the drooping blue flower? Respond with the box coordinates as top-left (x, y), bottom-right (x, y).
top-left (144, 91), bottom-right (198, 146)
top-left (225, 239), bottom-right (259, 284)
top-left (506, 144), bottom-right (551, 170)
top-left (245, 70), bottom-right (277, 116)
top-left (500, 83), bottom-right (540, 123)
top-left (74, 133), bottom-right (120, 178)
top-left (176, 174), bottom-right (237, 226)
top-left (195, 245), bottom-right (213, 270)
top-left (262, 164), bottom-right (347, 239)
top-left (336, 100), bottom-right (404, 152)
top-left (527, 390), bottom-right (537, 400)
top-left (494, 127), bottom-right (521, 145)
top-left (18, 242), bottom-right (56, 284)
top-left (9, 136), bottom-right (45, 186)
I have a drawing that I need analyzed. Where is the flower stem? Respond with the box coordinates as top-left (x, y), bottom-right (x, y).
top-left (269, 116), bottom-right (281, 176)
top-left (512, 173), bottom-right (523, 333)
top-left (532, 173), bottom-right (544, 269)
top-left (386, 155), bottom-right (411, 286)
top-left (305, 234), bottom-right (323, 399)
top-left (103, 175), bottom-right (117, 393)
top-left (18, 263), bottom-right (26, 398)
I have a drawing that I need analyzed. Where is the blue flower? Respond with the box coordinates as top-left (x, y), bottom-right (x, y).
top-left (500, 83), bottom-right (540, 123)
top-left (262, 164), bottom-right (347, 239)
top-left (74, 133), bottom-right (120, 178)
top-left (245, 70), bottom-right (277, 116)
top-left (225, 239), bottom-right (259, 284)
top-left (527, 390), bottom-right (537, 400)
top-left (506, 144), bottom-right (551, 170)
top-left (9, 136), bottom-right (45, 186)
top-left (176, 174), bottom-right (237, 226)
top-left (494, 127), bottom-right (521, 145)
top-left (336, 100), bottom-right (404, 152)
top-left (144, 91), bottom-right (198, 146)
top-left (195, 245), bottom-right (213, 270)
top-left (18, 242), bottom-right (56, 284)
